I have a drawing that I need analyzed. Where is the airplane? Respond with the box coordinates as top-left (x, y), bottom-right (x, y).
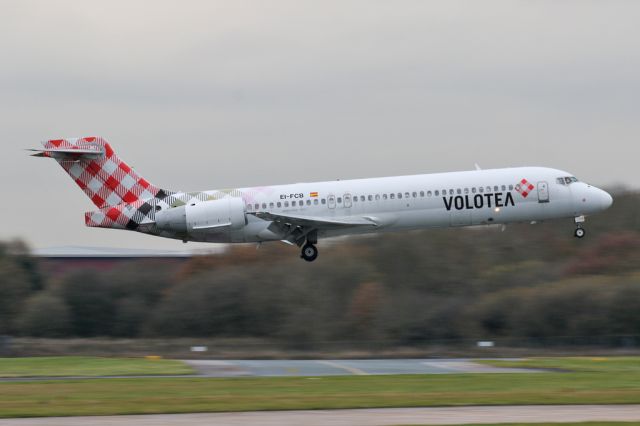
top-left (32, 136), bottom-right (613, 262)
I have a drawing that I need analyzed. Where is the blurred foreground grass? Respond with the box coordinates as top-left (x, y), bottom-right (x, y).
top-left (0, 356), bottom-right (194, 377)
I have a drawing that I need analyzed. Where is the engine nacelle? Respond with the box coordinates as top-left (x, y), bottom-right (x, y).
top-left (156, 198), bottom-right (246, 233)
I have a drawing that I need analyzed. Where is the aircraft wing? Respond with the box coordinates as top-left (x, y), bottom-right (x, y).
top-left (250, 211), bottom-right (380, 229)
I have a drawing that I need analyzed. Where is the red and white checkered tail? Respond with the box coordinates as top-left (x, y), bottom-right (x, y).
top-left (34, 136), bottom-right (163, 209)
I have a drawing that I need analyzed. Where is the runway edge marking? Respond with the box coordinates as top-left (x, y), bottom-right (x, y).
top-left (316, 360), bottom-right (369, 375)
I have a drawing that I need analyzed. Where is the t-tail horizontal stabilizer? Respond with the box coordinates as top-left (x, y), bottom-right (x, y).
top-left (27, 146), bottom-right (104, 160)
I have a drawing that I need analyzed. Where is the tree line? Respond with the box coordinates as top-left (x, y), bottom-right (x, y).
top-left (1, 190), bottom-right (640, 347)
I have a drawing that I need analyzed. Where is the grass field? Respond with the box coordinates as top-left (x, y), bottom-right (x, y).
top-left (0, 356), bottom-right (194, 377)
top-left (0, 357), bottom-right (639, 418)
top-left (479, 357), bottom-right (640, 373)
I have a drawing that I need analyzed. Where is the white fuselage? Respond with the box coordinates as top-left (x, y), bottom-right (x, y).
top-left (34, 137), bottom-right (615, 261)
top-left (179, 166), bottom-right (612, 244)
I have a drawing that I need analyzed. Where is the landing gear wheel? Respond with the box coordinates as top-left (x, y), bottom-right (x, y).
top-left (301, 243), bottom-right (318, 262)
top-left (574, 227), bottom-right (586, 239)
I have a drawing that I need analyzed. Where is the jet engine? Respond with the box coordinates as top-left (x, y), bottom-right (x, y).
top-left (156, 197), bottom-right (246, 233)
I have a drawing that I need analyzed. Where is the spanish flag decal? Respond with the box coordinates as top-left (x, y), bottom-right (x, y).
top-left (310, 192), bottom-right (318, 198)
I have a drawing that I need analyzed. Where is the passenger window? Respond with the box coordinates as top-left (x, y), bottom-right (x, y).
top-left (501, 185), bottom-right (506, 191)
top-left (337, 197), bottom-right (342, 203)
top-left (464, 188), bottom-right (469, 195)
top-left (313, 199), bottom-right (318, 205)
top-left (479, 187), bottom-right (484, 193)
top-left (353, 196), bottom-right (358, 202)
top-left (383, 194), bottom-right (388, 200)
top-left (405, 192), bottom-right (410, 198)
top-left (321, 199), bottom-right (326, 205)
top-left (368, 195), bottom-right (373, 201)
top-left (471, 187), bottom-right (476, 194)
top-left (269, 202), bottom-right (274, 208)
top-left (509, 185), bottom-right (514, 191)
top-left (360, 195), bottom-right (365, 202)
top-left (306, 200), bottom-right (311, 206)
top-left (390, 193), bottom-right (395, 199)
top-left (420, 191), bottom-right (425, 197)
top-left (449, 189), bottom-right (454, 195)
top-left (262, 203), bottom-right (267, 209)
top-left (427, 191), bottom-right (432, 197)
top-left (254, 203), bottom-right (259, 210)
top-left (247, 204), bottom-right (252, 211)
top-left (292, 201), bottom-right (296, 207)
top-left (457, 189), bottom-right (462, 195)
top-left (486, 186), bottom-right (491, 193)
top-left (285, 201), bottom-right (289, 207)
top-left (412, 192), bottom-right (417, 198)
top-left (435, 190), bottom-right (439, 196)
top-left (375, 194), bottom-right (380, 200)
top-left (494, 185), bottom-right (499, 192)
top-left (277, 202), bottom-right (282, 208)
top-left (398, 193), bottom-right (403, 199)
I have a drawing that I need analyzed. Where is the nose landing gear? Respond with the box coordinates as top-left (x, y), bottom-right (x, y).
top-left (574, 215), bottom-right (586, 239)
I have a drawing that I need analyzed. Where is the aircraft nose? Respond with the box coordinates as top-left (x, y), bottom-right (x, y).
top-left (599, 188), bottom-right (613, 210)
top-left (574, 185), bottom-right (613, 214)
top-left (589, 187), bottom-right (613, 211)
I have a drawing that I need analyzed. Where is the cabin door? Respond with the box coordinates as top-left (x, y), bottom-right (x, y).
top-left (537, 181), bottom-right (550, 203)
top-left (343, 193), bottom-right (352, 208)
top-left (327, 194), bottom-right (336, 209)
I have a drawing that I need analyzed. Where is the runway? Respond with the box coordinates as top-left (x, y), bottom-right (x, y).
top-left (182, 358), bottom-right (540, 377)
top-left (2, 405), bottom-right (639, 426)
top-left (0, 359), bottom-right (540, 382)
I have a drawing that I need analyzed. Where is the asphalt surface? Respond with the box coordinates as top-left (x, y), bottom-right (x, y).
top-left (0, 359), bottom-right (540, 382)
top-left (182, 358), bottom-right (540, 377)
top-left (2, 405), bottom-right (640, 426)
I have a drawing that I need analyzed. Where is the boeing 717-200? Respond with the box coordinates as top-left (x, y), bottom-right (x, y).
top-left (32, 137), bottom-right (613, 262)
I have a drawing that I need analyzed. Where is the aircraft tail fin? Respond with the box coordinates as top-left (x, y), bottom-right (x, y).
top-left (33, 137), bottom-right (167, 209)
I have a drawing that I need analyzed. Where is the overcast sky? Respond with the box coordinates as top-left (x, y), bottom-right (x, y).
top-left (1, 0), bottom-right (639, 250)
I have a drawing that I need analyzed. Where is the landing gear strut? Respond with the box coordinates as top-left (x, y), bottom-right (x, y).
top-left (301, 243), bottom-right (318, 262)
top-left (574, 215), bottom-right (586, 239)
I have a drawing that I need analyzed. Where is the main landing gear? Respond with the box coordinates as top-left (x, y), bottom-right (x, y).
top-left (300, 230), bottom-right (319, 262)
top-left (574, 215), bottom-right (586, 239)
top-left (301, 243), bottom-right (318, 262)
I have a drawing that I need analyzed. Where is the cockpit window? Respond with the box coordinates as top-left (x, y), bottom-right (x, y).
top-left (557, 176), bottom-right (579, 185)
